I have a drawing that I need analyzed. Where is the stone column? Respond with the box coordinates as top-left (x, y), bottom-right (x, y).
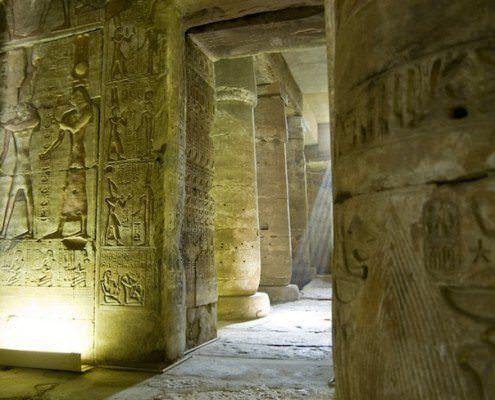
top-left (212, 57), bottom-right (270, 321)
top-left (255, 83), bottom-right (299, 302)
top-left (286, 116), bottom-right (313, 288)
top-left (329, 0), bottom-right (495, 399)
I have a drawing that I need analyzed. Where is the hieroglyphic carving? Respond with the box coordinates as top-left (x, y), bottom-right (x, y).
top-left (0, 241), bottom-right (94, 287)
top-left (99, 249), bottom-right (155, 307)
top-left (106, 7), bottom-right (166, 84)
top-left (423, 198), bottom-right (462, 279)
top-left (105, 82), bottom-right (155, 161)
top-left (102, 164), bottom-right (153, 247)
top-left (335, 41), bottom-right (495, 159)
top-left (182, 40), bottom-right (216, 311)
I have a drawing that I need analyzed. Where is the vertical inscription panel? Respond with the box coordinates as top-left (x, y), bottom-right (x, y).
top-left (95, 0), bottom-right (168, 364)
top-left (0, 30), bottom-right (102, 361)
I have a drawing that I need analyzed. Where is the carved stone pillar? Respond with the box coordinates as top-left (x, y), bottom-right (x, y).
top-left (286, 116), bottom-right (313, 288)
top-left (330, 0), bottom-right (495, 399)
top-left (255, 83), bottom-right (300, 302)
top-left (212, 57), bottom-right (270, 321)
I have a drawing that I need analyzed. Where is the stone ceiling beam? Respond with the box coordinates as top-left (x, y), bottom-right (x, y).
top-left (187, 7), bottom-right (326, 61)
top-left (179, 0), bottom-right (324, 28)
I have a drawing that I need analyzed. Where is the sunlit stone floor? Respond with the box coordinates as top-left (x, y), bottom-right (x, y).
top-left (0, 277), bottom-right (334, 400)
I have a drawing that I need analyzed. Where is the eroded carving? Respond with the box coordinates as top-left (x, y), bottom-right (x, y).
top-left (99, 249), bottom-right (153, 307)
top-left (102, 164), bottom-right (153, 247)
top-left (0, 241), bottom-right (94, 287)
top-left (336, 43), bottom-right (495, 158)
top-left (423, 198), bottom-right (462, 279)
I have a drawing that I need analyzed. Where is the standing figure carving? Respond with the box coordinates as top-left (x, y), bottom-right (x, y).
top-left (40, 85), bottom-right (94, 238)
top-left (4, 0), bottom-right (70, 40)
top-left (0, 103), bottom-right (40, 239)
top-left (111, 26), bottom-right (134, 80)
top-left (138, 89), bottom-right (154, 153)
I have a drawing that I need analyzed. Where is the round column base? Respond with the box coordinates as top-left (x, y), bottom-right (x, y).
top-left (259, 284), bottom-right (300, 303)
top-left (218, 292), bottom-right (270, 321)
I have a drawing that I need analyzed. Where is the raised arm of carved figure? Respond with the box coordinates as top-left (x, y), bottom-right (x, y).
top-left (39, 129), bottom-right (65, 160)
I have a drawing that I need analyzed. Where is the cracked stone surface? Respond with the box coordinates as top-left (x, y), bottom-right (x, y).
top-left (0, 277), bottom-right (333, 400)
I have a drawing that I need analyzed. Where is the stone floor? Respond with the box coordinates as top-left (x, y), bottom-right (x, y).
top-left (0, 277), bottom-right (334, 400)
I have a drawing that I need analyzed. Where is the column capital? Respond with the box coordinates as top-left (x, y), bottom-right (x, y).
top-left (216, 86), bottom-right (257, 107)
top-left (257, 82), bottom-right (289, 105)
top-left (215, 57), bottom-right (257, 106)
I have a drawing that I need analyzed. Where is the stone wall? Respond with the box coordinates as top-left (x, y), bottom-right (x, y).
top-left (0, 0), bottom-right (188, 366)
top-left (330, 0), bottom-right (495, 398)
top-left (182, 39), bottom-right (217, 349)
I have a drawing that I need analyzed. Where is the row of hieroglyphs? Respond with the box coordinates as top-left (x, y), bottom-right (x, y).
top-left (335, 42), bottom-right (495, 158)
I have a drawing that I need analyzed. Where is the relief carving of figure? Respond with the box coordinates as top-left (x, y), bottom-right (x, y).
top-left (4, 0), bottom-right (70, 40)
top-left (2, 249), bottom-right (24, 286)
top-left (108, 106), bottom-right (127, 161)
top-left (105, 176), bottom-right (131, 246)
top-left (101, 269), bottom-right (120, 304)
top-left (40, 85), bottom-right (95, 239)
top-left (111, 26), bottom-right (134, 80)
top-left (34, 249), bottom-right (55, 287)
top-left (138, 89), bottom-right (154, 153)
top-left (138, 28), bottom-right (158, 75)
top-left (121, 272), bottom-right (144, 304)
top-left (0, 103), bottom-right (40, 239)
top-left (37, 0), bottom-right (70, 35)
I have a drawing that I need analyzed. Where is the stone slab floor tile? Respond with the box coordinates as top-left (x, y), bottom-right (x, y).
top-left (0, 278), bottom-right (334, 399)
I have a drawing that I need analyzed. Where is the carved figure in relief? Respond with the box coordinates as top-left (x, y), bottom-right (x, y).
top-left (40, 86), bottom-right (94, 239)
top-left (138, 28), bottom-right (158, 75)
top-left (64, 248), bottom-right (89, 287)
top-left (111, 26), bottom-right (134, 80)
top-left (138, 89), bottom-right (154, 153)
top-left (3, 0), bottom-right (70, 40)
top-left (101, 270), bottom-right (121, 304)
top-left (108, 106), bottom-right (127, 160)
top-left (2, 249), bottom-right (23, 286)
top-left (423, 198), bottom-right (461, 278)
top-left (37, 0), bottom-right (70, 35)
top-left (105, 176), bottom-right (130, 246)
top-left (33, 249), bottom-right (55, 287)
top-left (121, 273), bottom-right (144, 304)
top-left (0, 103), bottom-right (40, 239)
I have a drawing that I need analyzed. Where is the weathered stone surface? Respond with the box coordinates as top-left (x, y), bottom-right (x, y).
top-left (212, 58), bottom-right (261, 298)
top-left (330, 0), bottom-right (495, 398)
top-left (212, 57), bottom-right (270, 321)
top-left (182, 39), bottom-right (217, 350)
top-left (255, 84), bottom-right (296, 296)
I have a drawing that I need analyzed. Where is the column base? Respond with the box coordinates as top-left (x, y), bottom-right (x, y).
top-left (218, 292), bottom-right (270, 321)
top-left (259, 284), bottom-right (300, 303)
